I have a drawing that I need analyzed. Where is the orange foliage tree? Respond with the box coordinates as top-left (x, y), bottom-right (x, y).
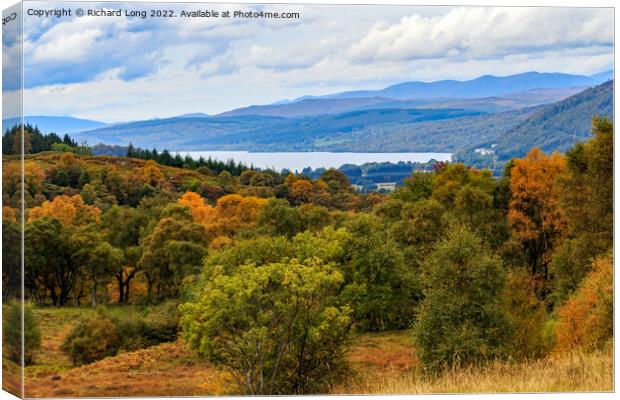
top-left (508, 148), bottom-right (567, 278)
top-left (554, 252), bottom-right (612, 352)
top-left (179, 192), bottom-right (266, 242)
top-left (28, 194), bottom-right (100, 226)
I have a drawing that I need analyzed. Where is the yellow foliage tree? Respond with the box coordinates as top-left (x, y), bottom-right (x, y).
top-left (28, 194), bottom-right (100, 226)
top-left (142, 160), bottom-right (165, 186)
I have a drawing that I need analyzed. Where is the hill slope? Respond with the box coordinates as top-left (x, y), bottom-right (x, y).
top-left (492, 80), bottom-right (613, 159)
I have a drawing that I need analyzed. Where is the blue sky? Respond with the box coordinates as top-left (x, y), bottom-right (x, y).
top-left (5, 2), bottom-right (614, 122)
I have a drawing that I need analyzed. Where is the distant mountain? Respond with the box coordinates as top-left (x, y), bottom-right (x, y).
top-left (219, 86), bottom-right (587, 119)
top-left (490, 80), bottom-right (613, 159)
top-left (589, 69), bottom-right (614, 83)
top-left (218, 97), bottom-right (396, 118)
top-left (2, 115), bottom-right (107, 135)
top-left (173, 113), bottom-right (210, 118)
top-left (319, 72), bottom-right (601, 100)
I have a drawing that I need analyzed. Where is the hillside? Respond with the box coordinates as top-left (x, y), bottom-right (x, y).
top-left (73, 108), bottom-right (485, 152)
top-left (492, 80), bottom-right (613, 159)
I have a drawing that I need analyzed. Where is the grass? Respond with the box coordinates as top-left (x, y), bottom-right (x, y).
top-left (336, 341), bottom-right (613, 394)
top-left (19, 307), bottom-right (614, 397)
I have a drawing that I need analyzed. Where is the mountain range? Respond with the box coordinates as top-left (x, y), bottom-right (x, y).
top-left (3, 70), bottom-right (614, 168)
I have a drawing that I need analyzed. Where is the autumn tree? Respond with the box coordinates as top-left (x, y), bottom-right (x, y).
top-left (554, 252), bottom-right (612, 352)
top-left (179, 192), bottom-right (266, 243)
top-left (508, 148), bottom-right (567, 279)
top-left (29, 194), bottom-right (100, 226)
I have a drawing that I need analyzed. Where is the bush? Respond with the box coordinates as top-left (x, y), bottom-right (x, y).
top-left (2, 302), bottom-right (41, 365)
top-left (61, 311), bottom-right (120, 366)
top-left (141, 301), bottom-right (180, 346)
top-left (554, 252), bottom-right (613, 352)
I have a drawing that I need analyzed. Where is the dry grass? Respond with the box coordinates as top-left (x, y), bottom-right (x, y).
top-left (2, 357), bottom-right (22, 397)
top-left (25, 341), bottom-right (235, 398)
top-left (336, 341), bottom-right (613, 394)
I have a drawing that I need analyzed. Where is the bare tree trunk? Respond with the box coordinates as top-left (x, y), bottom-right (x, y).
top-left (91, 280), bottom-right (98, 308)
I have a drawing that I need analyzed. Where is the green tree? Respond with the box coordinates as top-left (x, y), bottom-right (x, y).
top-left (181, 258), bottom-right (352, 394)
top-left (139, 205), bottom-right (206, 298)
top-left (72, 226), bottom-right (123, 307)
top-left (25, 217), bottom-right (78, 306)
top-left (413, 224), bottom-right (509, 372)
top-left (551, 118), bottom-right (613, 303)
top-left (257, 198), bottom-right (303, 237)
top-left (341, 214), bottom-right (416, 331)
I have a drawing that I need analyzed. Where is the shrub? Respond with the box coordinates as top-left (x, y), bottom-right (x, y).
top-left (61, 311), bottom-right (120, 366)
top-left (141, 301), bottom-right (180, 346)
top-left (554, 252), bottom-right (613, 352)
top-left (2, 302), bottom-right (41, 365)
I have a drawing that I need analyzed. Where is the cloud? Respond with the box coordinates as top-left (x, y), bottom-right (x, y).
top-left (348, 7), bottom-right (613, 63)
top-left (10, 3), bottom-right (614, 122)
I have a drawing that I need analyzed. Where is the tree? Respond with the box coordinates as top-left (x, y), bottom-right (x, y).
top-left (551, 118), bottom-right (614, 302)
top-left (28, 194), bottom-right (100, 226)
top-left (72, 226), bottom-right (123, 307)
top-left (25, 217), bottom-right (79, 306)
top-left (257, 198), bottom-right (303, 237)
top-left (139, 205), bottom-right (207, 298)
top-left (181, 257), bottom-right (352, 394)
top-left (341, 214), bottom-right (416, 331)
top-left (554, 252), bottom-right (613, 352)
top-left (2, 218), bottom-right (21, 300)
top-left (413, 224), bottom-right (509, 372)
top-left (508, 148), bottom-right (567, 279)
top-left (102, 206), bottom-right (148, 303)
top-left (393, 171), bottom-right (434, 203)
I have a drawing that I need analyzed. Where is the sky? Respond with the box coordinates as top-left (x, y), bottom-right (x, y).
top-left (3, 2), bottom-right (615, 122)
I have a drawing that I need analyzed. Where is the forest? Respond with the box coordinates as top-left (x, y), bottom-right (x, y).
top-left (1, 117), bottom-right (613, 396)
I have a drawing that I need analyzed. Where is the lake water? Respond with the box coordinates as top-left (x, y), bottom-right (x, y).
top-left (182, 151), bottom-right (452, 172)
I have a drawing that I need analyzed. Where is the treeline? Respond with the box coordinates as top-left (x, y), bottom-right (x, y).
top-left (2, 124), bottom-right (87, 155)
top-left (2, 118), bottom-right (612, 394)
top-left (126, 143), bottom-right (251, 176)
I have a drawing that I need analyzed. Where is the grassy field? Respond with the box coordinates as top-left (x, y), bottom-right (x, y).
top-left (18, 306), bottom-right (614, 397)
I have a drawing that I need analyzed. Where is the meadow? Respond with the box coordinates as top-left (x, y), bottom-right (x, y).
top-left (18, 307), bottom-right (612, 397)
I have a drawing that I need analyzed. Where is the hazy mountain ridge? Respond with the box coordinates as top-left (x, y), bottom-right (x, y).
top-left (2, 115), bottom-right (107, 135)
